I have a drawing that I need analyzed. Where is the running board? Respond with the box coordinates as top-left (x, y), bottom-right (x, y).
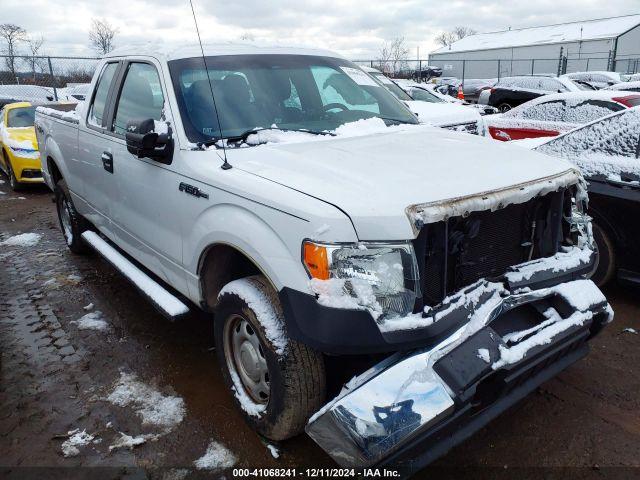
top-left (81, 231), bottom-right (189, 320)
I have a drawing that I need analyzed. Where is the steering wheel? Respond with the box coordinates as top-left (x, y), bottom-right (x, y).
top-left (323, 103), bottom-right (349, 113)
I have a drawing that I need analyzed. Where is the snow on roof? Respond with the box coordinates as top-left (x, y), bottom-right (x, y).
top-left (106, 42), bottom-right (343, 61)
top-left (431, 14), bottom-right (640, 54)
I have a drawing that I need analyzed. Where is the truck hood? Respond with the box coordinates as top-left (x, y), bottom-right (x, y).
top-left (227, 125), bottom-right (578, 240)
top-left (404, 101), bottom-right (480, 127)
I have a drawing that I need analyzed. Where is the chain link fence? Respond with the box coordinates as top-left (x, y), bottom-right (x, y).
top-left (0, 55), bottom-right (100, 106)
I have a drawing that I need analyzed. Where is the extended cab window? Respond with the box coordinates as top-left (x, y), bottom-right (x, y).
top-left (112, 63), bottom-right (164, 136)
top-left (88, 62), bottom-right (118, 128)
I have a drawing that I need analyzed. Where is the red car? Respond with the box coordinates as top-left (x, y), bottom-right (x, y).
top-left (486, 91), bottom-right (640, 141)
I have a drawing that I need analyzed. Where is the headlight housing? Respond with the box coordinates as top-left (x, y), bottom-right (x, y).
top-left (303, 241), bottom-right (421, 320)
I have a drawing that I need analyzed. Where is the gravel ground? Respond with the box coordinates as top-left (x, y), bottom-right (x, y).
top-left (1, 182), bottom-right (639, 479)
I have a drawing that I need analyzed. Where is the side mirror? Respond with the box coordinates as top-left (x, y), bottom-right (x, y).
top-left (125, 118), bottom-right (174, 164)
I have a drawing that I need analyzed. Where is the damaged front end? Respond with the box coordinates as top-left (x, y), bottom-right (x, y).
top-left (306, 279), bottom-right (612, 470)
top-left (306, 170), bottom-right (611, 471)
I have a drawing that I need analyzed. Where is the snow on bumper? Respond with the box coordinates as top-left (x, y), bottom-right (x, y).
top-left (306, 278), bottom-right (612, 468)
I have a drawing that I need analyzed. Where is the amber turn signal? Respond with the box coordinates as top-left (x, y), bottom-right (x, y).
top-left (303, 241), bottom-right (330, 280)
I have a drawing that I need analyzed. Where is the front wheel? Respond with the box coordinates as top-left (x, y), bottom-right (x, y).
top-left (589, 222), bottom-right (616, 287)
top-left (215, 276), bottom-right (326, 440)
top-left (54, 178), bottom-right (88, 254)
top-left (498, 103), bottom-right (512, 113)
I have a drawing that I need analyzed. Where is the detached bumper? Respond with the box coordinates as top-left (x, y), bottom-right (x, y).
top-left (306, 278), bottom-right (611, 471)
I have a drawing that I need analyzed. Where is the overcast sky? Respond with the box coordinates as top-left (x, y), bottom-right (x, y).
top-left (1, 0), bottom-right (638, 59)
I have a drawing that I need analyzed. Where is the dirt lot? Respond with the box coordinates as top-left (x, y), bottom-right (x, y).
top-left (1, 182), bottom-right (639, 479)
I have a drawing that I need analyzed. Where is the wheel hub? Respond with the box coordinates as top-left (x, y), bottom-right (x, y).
top-left (223, 314), bottom-right (270, 404)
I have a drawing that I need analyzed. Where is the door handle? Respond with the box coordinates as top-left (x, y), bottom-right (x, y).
top-left (101, 152), bottom-right (113, 173)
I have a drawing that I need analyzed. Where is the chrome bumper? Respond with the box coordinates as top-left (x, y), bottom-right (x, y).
top-left (306, 278), bottom-right (612, 467)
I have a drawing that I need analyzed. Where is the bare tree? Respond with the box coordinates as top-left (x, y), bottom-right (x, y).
top-left (89, 18), bottom-right (118, 55)
top-left (0, 23), bottom-right (27, 80)
top-left (377, 37), bottom-right (409, 76)
top-left (26, 35), bottom-right (46, 80)
top-left (435, 26), bottom-right (477, 47)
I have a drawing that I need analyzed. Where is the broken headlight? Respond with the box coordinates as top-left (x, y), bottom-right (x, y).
top-left (303, 241), bottom-right (421, 320)
top-left (567, 181), bottom-right (593, 249)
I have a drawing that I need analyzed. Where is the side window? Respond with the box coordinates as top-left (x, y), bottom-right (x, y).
top-left (518, 100), bottom-right (566, 121)
top-left (562, 100), bottom-right (624, 124)
top-left (538, 110), bottom-right (640, 160)
top-left (112, 63), bottom-right (164, 136)
top-left (88, 62), bottom-right (118, 128)
top-left (538, 78), bottom-right (564, 92)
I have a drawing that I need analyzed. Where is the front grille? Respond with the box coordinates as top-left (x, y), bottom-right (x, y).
top-left (442, 122), bottom-right (479, 135)
top-left (416, 190), bottom-right (568, 307)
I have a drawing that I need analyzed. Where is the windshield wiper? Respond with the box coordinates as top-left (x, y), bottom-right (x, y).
top-left (225, 127), bottom-right (335, 144)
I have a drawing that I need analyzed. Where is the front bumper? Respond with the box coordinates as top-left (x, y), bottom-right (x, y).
top-left (306, 278), bottom-right (612, 471)
top-left (280, 246), bottom-right (596, 355)
top-left (6, 150), bottom-right (44, 183)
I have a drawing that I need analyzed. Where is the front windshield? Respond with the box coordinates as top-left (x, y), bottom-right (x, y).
top-left (407, 87), bottom-right (444, 103)
top-left (169, 54), bottom-right (417, 143)
top-left (369, 73), bottom-right (413, 102)
top-left (7, 106), bottom-right (36, 128)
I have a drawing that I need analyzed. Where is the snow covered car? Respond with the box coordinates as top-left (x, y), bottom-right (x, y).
top-left (560, 71), bottom-right (623, 90)
top-left (0, 102), bottom-right (44, 190)
top-left (362, 67), bottom-right (484, 134)
top-left (396, 79), bottom-right (499, 115)
top-left (606, 81), bottom-right (640, 93)
top-left (485, 91), bottom-right (640, 141)
top-left (35, 44), bottom-right (612, 473)
top-left (483, 75), bottom-right (581, 112)
top-left (0, 84), bottom-right (55, 108)
top-left (529, 107), bottom-right (640, 286)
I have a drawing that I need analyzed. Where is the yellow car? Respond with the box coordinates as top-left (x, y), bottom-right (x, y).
top-left (0, 102), bottom-right (43, 190)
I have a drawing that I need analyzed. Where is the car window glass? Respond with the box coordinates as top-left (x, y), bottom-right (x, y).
top-left (112, 63), bottom-right (164, 135)
top-left (7, 107), bottom-right (36, 127)
top-left (408, 88), bottom-right (444, 103)
top-left (310, 65), bottom-right (380, 114)
top-left (517, 100), bottom-right (566, 121)
top-left (88, 62), bottom-right (118, 128)
top-left (538, 110), bottom-right (640, 160)
top-left (562, 100), bottom-right (624, 124)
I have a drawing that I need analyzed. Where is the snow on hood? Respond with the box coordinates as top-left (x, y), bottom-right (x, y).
top-left (404, 100), bottom-right (480, 126)
top-left (226, 123), bottom-right (578, 239)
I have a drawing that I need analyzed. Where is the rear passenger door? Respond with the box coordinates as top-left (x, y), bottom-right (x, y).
top-left (76, 61), bottom-right (121, 234)
top-left (104, 59), bottom-right (188, 293)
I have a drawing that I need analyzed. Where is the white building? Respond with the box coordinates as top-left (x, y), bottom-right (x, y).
top-left (428, 14), bottom-right (640, 80)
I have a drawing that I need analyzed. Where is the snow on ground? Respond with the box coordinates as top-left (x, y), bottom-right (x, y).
top-left (218, 278), bottom-right (287, 354)
top-left (0, 232), bottom-right (41, 247)
top-left (108, 432), bottom-right (154, 452)
top-left (267, 444), bottom-right (280, 459)
top-left (83, 303), bottom-right (94, 311)
top-left (193, 440), bottom-right (236, 470)
top-left (622, 328), bottom-right (638, 335)
top-left (61, 429), bottom-right (95, 457)
top-left (72, 311), bottom-right (109, 331)
top-left (106, 372), bottom-right (185, 431)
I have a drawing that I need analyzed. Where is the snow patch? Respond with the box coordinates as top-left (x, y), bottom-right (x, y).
top-left (193, 440), bottom-right (236, 470)
top-left (622, 327), bottom-right (637, 335)
top-left (108, 432), bottom-right (154, 451)
top-left (267, 444), bottom-right (280, 459)
top-left (228, 367), bottom-right (266, 418)
top-left (61, 429), bottom-right (95, 457)
top-left (309, 277), bottom-right (383, 321)
top-left (505, 246), bottom-right (593, 283)
top-left (73, 311), bottom-right (109, 331)
top-left (0, 232), bottom-right (42, 247)
top-left (218, 278), bottom-right (287, 354)
top-left (477, 348), bottom-right (490, 363)
top-left (106, 372), bottom-right (185, 431)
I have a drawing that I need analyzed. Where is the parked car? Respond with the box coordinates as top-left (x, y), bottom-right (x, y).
top-left (35, 44), bottom-right (611, 472)
top-left (482, 75), bottom-right (581, 112)
top-left (561, 71), bottom-right (622, 90)
top-left (363, 67), bottom-right (484, 134)
top-left (606, 81), bottom-right (640, 93)
top-left (397, 80), bottom-right (499, 115)
top-left (486, 91), bottom-right (640, 141)
top-left (0, 101), bottom-right (44, 190)
top-left (0, 84), bottom-right (55, 108)
top-left (531, 107), bottom-right (640, 286)
top-left (412, 65), bottom-right (442, 81)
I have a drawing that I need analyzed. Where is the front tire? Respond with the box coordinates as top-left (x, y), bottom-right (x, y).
top-left (590, 222), bottom-right (616, 287)
top-left (54, 178), bottom-right (88, 254)
top-left (498, 102), bottom-right (512, 113)
top-left (215, 276), bottom-right (326, 440)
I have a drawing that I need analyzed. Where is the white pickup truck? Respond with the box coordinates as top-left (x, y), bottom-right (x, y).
top-left (35, 44), bottom-right (612, 473)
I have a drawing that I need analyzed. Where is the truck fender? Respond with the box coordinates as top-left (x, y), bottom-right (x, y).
top-left (185, 203), bottom-right (311, 301)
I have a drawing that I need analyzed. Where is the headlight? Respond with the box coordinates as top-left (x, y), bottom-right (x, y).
top-left (303, 240), bottom-right (420, 320)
